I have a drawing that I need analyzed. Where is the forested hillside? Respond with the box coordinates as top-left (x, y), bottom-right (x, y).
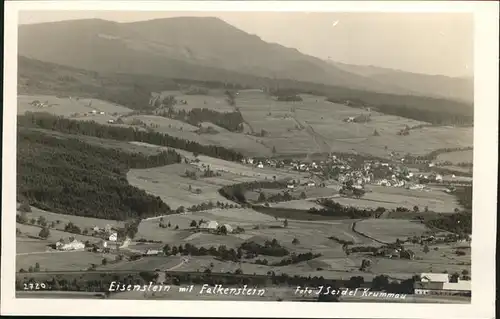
top-left (17, 129), bottom-right (182, 220)
top-left (18, 112), bottom-right (244, 162)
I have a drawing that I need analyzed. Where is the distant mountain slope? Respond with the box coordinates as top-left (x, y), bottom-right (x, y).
top-left (331, 62), bottom-right (473, 103)
top-left (18, 56), bottom-right (474, 126)
top-left (19, 17), bottom-right (415, 96)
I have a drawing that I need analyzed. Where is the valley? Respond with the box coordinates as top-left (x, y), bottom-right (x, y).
top-left (15, 16), bottom-right (473, 303)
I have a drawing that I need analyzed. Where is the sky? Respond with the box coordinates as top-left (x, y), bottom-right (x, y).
top-left (18, 11), bottom-right (474, 77)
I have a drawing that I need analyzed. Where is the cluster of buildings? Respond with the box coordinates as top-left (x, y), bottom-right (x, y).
top-left (414, 273), bottom-right (471, 296)
top-left (239, 152), bottom-right (452, 194)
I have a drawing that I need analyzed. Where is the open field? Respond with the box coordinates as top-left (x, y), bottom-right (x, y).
top-left (18, 94), bottom-right (133, 116)
top-left (19, 206), bottom-right (124, 231)
top-left (234, 90), bottom-right (473, 157)
top-left (123, 114), bottom-right (200, 132)
top-left (16, 223), bottom-right (98, 244)
top-left (17, 250), bottom-right (107, 271)
top-left (269, 200), bottom-right (325, 210)
top-left (16, 238), bottom-right (53, 255)
top-left (330, 185), bottom-right (462, 213)
top-left (147, 126), bottom-right (272, 157)
top-left (129, 141), bottom-right (307, 180)
top-left (127, 163), bottom-right (237, 209)
top-left (97, 256), bottom-right (185, 271)
top-left (20, 91), bottom-right (472, 159)
top-left (354, 219), bottom-right (430, 244)
top-left (436, 150), bottom-right (474, 164)
top-left (367, 243), bottom-right (471, 277)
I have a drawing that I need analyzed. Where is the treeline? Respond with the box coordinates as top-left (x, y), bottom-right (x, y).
top-left (425, 212), bottom-right (472, 235)
top-left (326, 97), bottom-right (473, 125)
top-left (18, 112), bottom-right (244, 162)
top-left (186, 200), bottom-right (239, 213)
top-left (17, 129), bottom-right (178, 220)
top-left (455, 186), bottom-right (473, 210)
top-left (218, 180), bottom-right (287, 203)
top-left (239, 239), bottom-right (290, 257)
top-left (157, 107), bottom-right (244, 132)
top-left (309, 199), bottom-right (386, 219)
top-left (162, 243), bottom-right (242, 262)
top-left (272, 252), bottom-right (322, 266)
top-left (328, 236), bottom-right (355, 245)
top-left (403, 147), bottom-right (473, 164)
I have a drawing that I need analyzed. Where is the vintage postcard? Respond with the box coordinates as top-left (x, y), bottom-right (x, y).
top-left (2, 1), bottom-right (498, 318)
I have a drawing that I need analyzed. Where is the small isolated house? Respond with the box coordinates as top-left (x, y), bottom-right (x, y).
top-left (144, 249), bottom-right (160, 256)
top-left (200, 220), bottom-right (219, 230)
top-left (56, 238), bottom-right (85, 251)
top-left (420, 273), bottom-right (450, 283)
top-left (108, 232), bottom-right (118, 242)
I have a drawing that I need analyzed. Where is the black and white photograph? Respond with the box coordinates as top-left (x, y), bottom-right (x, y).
top-left (1, 1), bottom-right (498, 318)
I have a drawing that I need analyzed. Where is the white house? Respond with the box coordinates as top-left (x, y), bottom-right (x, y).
top-left (99, 111), bottom-right (105, 115)
top-left (108, 232), bottom-right (118, 242)
top-left (435, 174), bottom-right (443, 182)
top-left (420, 273), bottom-right (449, 283)
top-left (257, 162), bottom-right (264, 169)
top-left (56, 239), bottom-right (85, 251)
top-left (145, 249), bottom-right (160, 256)
top-left (200, 220), bottom-right (219, 230)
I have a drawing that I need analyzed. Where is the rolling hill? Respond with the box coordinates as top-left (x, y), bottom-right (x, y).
top-left (331, 61), bottom-right (473, 103)
top-left (19, 17), bottom-right (422, 97)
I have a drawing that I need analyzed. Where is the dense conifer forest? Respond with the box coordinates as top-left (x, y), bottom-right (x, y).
top-left (17, 129), bottom-right (181, 220)
top-left (18, 112), bottom-right (244, 162)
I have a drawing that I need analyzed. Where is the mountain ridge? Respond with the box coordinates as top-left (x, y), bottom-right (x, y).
top-left (18, 17), bottom-right (471, 102)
